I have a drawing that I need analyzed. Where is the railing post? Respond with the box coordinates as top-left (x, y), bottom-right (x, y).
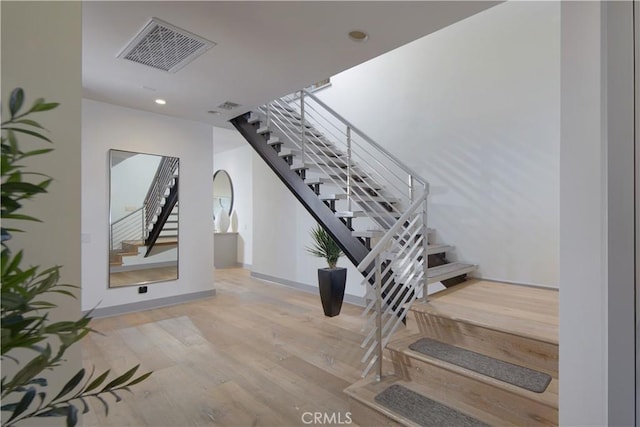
top-left (266, 102), bottom-right (271, 128)
top-left (347, 126), bottom-right (352, 211)
top-left (142, 206), bottom-right (146, 241)
top-left (300, 90), bottom-right (306, 163)
top-left (375, 254), bottom-right (383, 381)
top-left (422, 183), bottom-right (429, 302)
top-left (409, 175), bottom-right (415, 203)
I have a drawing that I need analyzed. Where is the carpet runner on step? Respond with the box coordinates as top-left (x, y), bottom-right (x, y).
top-left (374, 384), bottom-right (488, 427)
top-left (408, 337), bottom-right (552, 393)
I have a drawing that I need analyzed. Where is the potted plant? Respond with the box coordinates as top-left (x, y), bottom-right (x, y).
top-left (1, 88), bottom-right (151, 426)
top-left (306, 225), bottom-right (346, 317)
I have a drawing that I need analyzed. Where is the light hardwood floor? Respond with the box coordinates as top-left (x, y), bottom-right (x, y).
top-left (82, 268), bottom-right (368, 427)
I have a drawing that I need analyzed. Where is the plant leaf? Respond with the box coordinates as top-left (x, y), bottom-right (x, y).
top-left (52, 368), bottom-right (85, 401)
top-left (79, 397), bottom-right (90, 414)
top-left (83, 369), bottom-right (110, 393)
top-left (66, 404), bottom-right (78, 427)
top-left (11, 119), bottom-right (46, 130)
top-left (29, 102), bottom-right (59, 113)
top-left (101, 365), bottom-right (139, 392)
top-left (2, 127), bottom-right (52, 143)
top-left (9, 88), bottom-right (24, 118)
top-left (125, 371), bottom-right (153, 387)
top-left (7, 386), bottom-right (36, 422)
top-left (94, 395), bottom-right (109, 416)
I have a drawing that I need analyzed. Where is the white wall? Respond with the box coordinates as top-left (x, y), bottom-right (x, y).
top-left (213, 129), bottom-right (254, 266)
top-left (315, 1), bottom-right (560, 288)
top-left (1, 1), bottom-right (82, 424)
top-left (82, 99), bottom-right (214, 311)
top-left (252, 154), bottom-right (366, 300)
top-left (110, 153), bottom-right (160, 221)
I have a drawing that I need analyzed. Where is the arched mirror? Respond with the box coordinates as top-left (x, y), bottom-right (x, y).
top-left (213, 170), bottom-right (233, 220)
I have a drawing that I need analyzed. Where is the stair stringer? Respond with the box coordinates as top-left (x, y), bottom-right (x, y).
top-left (232, 113), bottom-right (370, 267)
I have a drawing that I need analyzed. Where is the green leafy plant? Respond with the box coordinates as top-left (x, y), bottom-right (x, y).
top-left (305, 225), bottom-right (343, 269)
top-left (1, 88), bottom-right (152, 426)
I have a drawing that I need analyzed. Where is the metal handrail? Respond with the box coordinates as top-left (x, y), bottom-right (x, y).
top-left (261, 100), bottom-right (408, 228)
top-left (302, 89), bottom-right (427, 187)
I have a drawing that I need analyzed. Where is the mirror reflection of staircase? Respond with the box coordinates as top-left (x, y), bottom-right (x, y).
top-left (231, 90), bottom-right (558, 426)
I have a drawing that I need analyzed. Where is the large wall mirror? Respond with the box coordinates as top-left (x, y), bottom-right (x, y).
top-left (109, 149), bottom-right (179, 288)
top-left (213, 169), bottom-right (233, 223)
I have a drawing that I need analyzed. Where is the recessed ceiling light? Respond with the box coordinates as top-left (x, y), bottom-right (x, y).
top-left (348, 30), bottom-right (369, 42)
top-left (142, 86), bottom-right (157, 92)
top-left (155, 99), bottom-right (166, 105)
top-left (207, 110), bottom-right (221, 115)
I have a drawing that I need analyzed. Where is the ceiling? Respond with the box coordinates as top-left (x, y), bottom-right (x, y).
top-left (83, 1), bottom-right (499, 130)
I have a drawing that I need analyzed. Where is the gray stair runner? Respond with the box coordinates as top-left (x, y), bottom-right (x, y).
top-left (375, 384), bottom-right (488, 427)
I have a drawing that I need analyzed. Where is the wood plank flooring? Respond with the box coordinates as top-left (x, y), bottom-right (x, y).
top-left (82, 271), bottom-right (559, 426)
top-left (82, 268), bottom-right (367, 427)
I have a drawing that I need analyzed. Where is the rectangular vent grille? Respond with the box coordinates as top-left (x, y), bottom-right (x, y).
top-left (118, 18), bottom-right (215, 73)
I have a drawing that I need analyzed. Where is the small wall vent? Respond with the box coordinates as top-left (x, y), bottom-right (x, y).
top-left (118, 18), bottom-right (216, 73)
top-left (217, 101), bottom-right (241, 111)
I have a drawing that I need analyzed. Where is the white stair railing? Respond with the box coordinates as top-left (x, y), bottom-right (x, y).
top-left (357, 192), bottom-right (429, 379)
top-left (256, 89), bottom-right (430, 379)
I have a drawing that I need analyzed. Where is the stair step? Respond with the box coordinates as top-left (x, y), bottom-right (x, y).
top-left (352, 229), bottom-right (384, 239)
top-left (290, 162), bottom-right (321, 172)
top-left (335, 210), bottom-right (368, 219)
top-left (346, 375), bottom-right (505, 427)
top-left (383, 335), bottom-right (558, 425)
top-left (320, 193), bottom-right (347, 202)
top-left (267, 136), bottom-right (282, 146)
top-left (304, 177), bottom-right (331, 186)
top-left (247, 113), bottom-right (261, 124)
top-left (278, 148), bottom-right (300, 158)
top-left (409, 280), bottom-right (558, 376)
top-left (426, 243), bottom-right (452, 254)
top-left (427, 262), bottom-right (475, 284)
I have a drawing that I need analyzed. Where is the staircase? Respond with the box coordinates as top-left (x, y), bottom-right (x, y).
top-left (109, 157), bottom-right (179, 263)
top-left (233, 88), bottom-right (474, 354)
top-left (345, 280), bottom-right (559, 426)
top-left (231, 90), bottom-right (560, 426)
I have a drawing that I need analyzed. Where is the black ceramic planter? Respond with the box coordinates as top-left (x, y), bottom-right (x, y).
top-left (317, 267), bottom-right (347, 317)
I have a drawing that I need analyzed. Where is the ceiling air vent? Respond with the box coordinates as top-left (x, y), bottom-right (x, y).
top-left (118, 18), bottom-right (216, 73)
top-left (217, 101), bottom-right (241, 111)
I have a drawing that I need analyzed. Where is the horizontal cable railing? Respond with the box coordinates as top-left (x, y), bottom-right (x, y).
top-left (110, 207), bottom-right (144, 251)
top-left (259, 90), bottom-right (428, 231)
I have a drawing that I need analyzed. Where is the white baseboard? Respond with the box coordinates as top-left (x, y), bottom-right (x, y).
top-left (86, 289), bottom-right (216, 318)
top-left (250, 271), bottom-right (366, 307)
